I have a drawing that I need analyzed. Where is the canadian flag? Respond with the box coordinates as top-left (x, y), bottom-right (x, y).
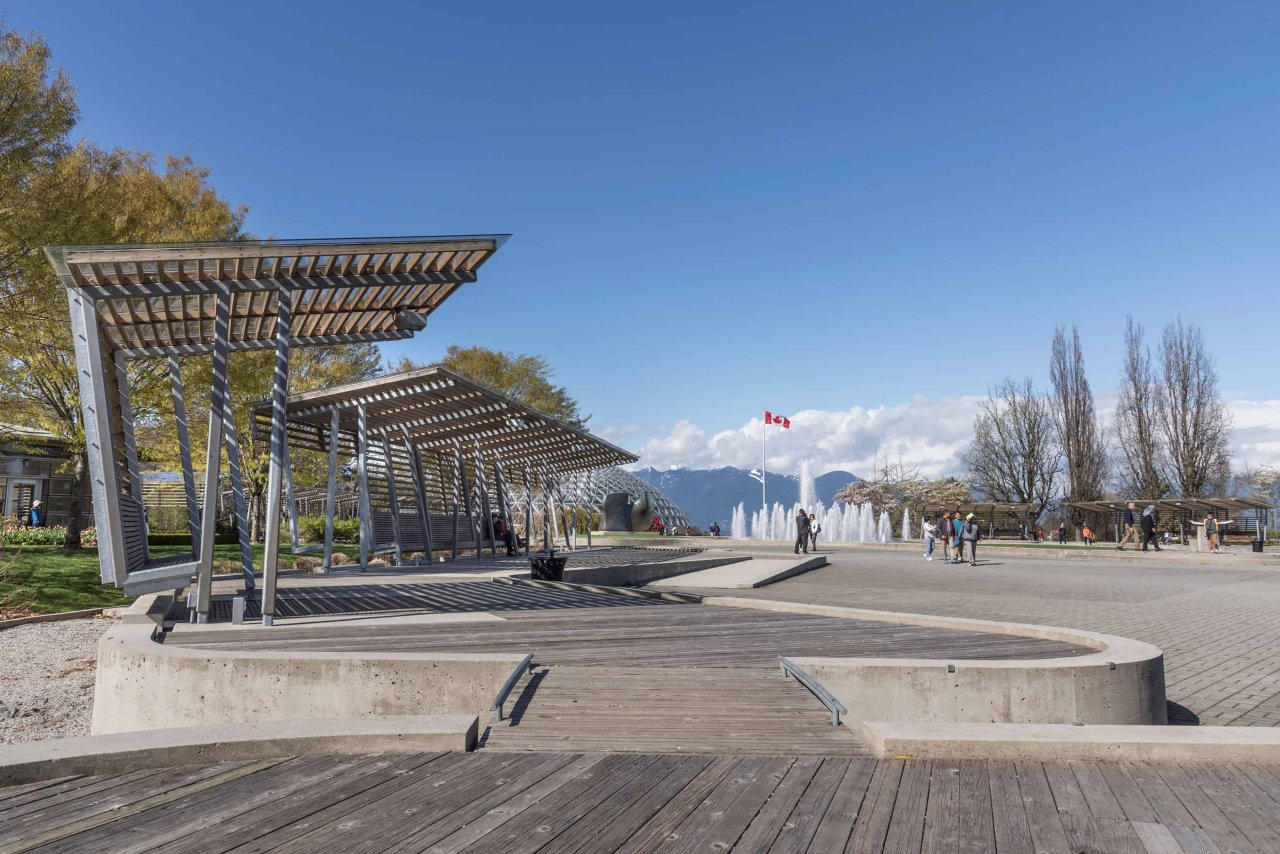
top-left (764, 410), bottom-right (790, 428)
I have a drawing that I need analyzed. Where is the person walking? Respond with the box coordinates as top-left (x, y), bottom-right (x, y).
top-left (29, 499), bottom-right (45, 528)
top-left (808, 512), bottom-right (821, 552)
top-left (1205, 512), bottom-right (1221, 553)
top-left (951, 512), bottom-right (965, 564)
top-left (1056, 522), bottom-right (1067, 544)
top-left (1141, 505), bottom-right (1162, 551)
top-left (794, 508), bottom-right (811, 555)
top-left (1117, 502), bottom-right (1139, 550)
top-left (962, 512), bottom-right (981, 565)
top-left (938, 511), bottom-right (952, 562)
top-left (1082, 524), bottom-right (1093, 546)
top-left (922, 516), bottom-right (937, 560)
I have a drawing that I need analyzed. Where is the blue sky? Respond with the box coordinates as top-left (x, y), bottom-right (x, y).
top-left (12, 0), bottom-right (1280, 474)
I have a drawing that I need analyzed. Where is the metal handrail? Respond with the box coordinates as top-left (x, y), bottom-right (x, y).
top-left (779, 656), bottom-right (848, 726)
top-left (491, 653), bottom-right (534, 722)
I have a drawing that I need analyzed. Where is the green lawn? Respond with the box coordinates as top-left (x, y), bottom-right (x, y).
top-left (0, 542), bottom-right (358, 616)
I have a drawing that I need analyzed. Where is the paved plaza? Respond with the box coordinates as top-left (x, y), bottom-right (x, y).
top-left (675, 548), bottom-right (1280, 727)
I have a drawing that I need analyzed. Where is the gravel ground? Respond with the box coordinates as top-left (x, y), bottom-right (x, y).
top-left (0, 618), bottom-right (113, 745)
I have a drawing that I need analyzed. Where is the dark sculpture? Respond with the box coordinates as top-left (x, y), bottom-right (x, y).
top-left (601, 491), bottom-right (658, 532)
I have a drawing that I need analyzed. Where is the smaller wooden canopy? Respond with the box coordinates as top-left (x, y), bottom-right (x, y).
top-left (912, 503), bottom-right (1041, 515)
top-left (252, 365), bottom-right (637, 474)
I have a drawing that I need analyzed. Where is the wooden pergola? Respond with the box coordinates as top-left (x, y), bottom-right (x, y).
top-left (249, 365), bottom-right (638, 568)
top-left (911, 503), bottom-right (1041, 539)
top-left (47, 235), bottom-right (508, 624)
top-left (1067, 497), bottom-right (1274, 544)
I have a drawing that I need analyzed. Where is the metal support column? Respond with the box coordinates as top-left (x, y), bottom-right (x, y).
top-left (357, 401), bottom-right (373, 569)
top-left (196, 292), bottom-right (233, 622)
top-left (222, 399), bottom-right (255, 590)
top-left (401, 425), bottom-right (434, 561)
top-left (473, 440), bottom-right (498, 558)
top-left (455, 441), bottom-right (476, 558)
top-left (281, 439), bottom-right (301, 552)
top-left (323, 407), bottom-right (340, 571)
top-left (66, 288), bottom-right (128, 586)
top-left (381, 432), bottom-right (403, 564)
top-left (260, 287), bottom-right (293, 626)
top-left (524, 463), bottom-right (535, 555)
top-left (113, 353), bottom-right (146, 559)
top-left (169, 357), bottom-right (201, 556)
top-left (492, 453), bottom-right (516, 556)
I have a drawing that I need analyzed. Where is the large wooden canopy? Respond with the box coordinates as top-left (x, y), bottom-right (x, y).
top-left (1067, 497), bottom-right (1273, 515)
top-left (252, 365), bottom-right (638, 475)
top-left (44, 235), bottom-right (508, 357)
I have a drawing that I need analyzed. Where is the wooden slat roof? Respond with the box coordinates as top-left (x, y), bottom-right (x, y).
top-left (251, 365), bottom-right (638, 475)
top-left (43, 235), bottom-right (508, 356)
top-left (1067, 497), bottom-right (1274, 514)
top-left (912, 503), bottom-right (1041, 514)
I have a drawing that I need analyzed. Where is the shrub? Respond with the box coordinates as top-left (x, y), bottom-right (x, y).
top-left (80, 527), bottom-right (98, 547)
top-left (330, 552), bottom-right (352, 566)
top-left (294, 556), bottom-right (322, 573)
top-left (3, 521), bottom-right (68, 546)
top-left (297, 515), bottom-right (360, 544)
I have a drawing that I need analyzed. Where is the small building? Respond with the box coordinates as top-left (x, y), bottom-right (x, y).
top-left (0, 425), bottom-right (93, 529)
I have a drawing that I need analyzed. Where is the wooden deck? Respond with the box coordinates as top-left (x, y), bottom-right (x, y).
top-left (5, 751), bottom-right (1280, 852)
top-left (165, 585), bottom-right (1090, 756)
top-left (166, 585), bottom-right (1089, 668)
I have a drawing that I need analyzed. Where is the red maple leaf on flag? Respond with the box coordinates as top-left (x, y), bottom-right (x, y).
top-left (763, 410), bottom-right (791, 429)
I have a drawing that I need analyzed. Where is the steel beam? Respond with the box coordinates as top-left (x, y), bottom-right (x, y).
top-left (357, 401), bottom-right (373, 569)
top-left (324, 407), bottom-right (339, 571)
top-left (381, 432), bottom-right (403, 564)
top-left (222, 398), bottom-right (255, 590)
top-left (169, 357), bottom-right (201, 556)
top-left (66, 289), bottom-right (128, 585)
top-left (260, 288), bottom-right (292, 626)
top-left (195, 293), bottom-right (232, 622)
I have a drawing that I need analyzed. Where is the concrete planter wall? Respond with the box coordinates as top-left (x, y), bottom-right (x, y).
top-left (702, 596), bottom-right (1167, 727)
top-left (92, 621), bottom-right (526, 735)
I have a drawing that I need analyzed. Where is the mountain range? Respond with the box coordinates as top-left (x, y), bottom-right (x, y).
top-left (630, 466), bottom-right (858, 526)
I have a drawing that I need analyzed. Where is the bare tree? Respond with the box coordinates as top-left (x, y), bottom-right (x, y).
top-left (961, 377), bottom-right (1060, 521)
top-left (1049, 325), bottom-right (1108, 526)
top-left (1157, 317), bottom-right (1231, 497)
top-left (1115, 318), bottom-right (1168, 498)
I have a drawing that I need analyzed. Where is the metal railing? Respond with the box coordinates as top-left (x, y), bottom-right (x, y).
top-left (779, 655), bottom-right (848, 726)
top-left (491, 654), bottom-right (534, 722)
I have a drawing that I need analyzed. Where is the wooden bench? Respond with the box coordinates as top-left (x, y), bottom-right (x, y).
top-left (119, 493), bottom-right (197, 576)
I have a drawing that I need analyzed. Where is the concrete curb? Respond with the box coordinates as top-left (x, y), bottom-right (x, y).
top-left (0, 714), bottom-right (479, 785)
top-left (0, 608), bottom-right (106, 631)
top-left (702, 595), bottom-right (1166, 726)
top-left (858, 720), bottom-right (1280, 764)
top-left (649, 554), bottom-right (829, 589)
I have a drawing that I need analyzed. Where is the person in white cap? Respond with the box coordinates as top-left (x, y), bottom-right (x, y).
top-left (961, 512), bottom-right (981, 565)
top-left (29, 499), bottom-right (46, 528)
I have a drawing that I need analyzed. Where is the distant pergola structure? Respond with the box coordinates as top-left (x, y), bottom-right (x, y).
top-left (1067, 497), bottom-right (1274, 544)
top-left (911, 503), bottom-right (1042, 538)
top-left (250, 365), bottom-right (638, 569)
top-left (48, 234), bottom-right (508, 624)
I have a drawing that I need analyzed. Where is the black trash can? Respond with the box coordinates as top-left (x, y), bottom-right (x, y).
top-left (1253, 541), bottom-right (1264, 553)
top-left (530, 553), bottom-right (568, 582)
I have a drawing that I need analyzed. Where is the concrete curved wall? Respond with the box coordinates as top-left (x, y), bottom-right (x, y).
top-left (702, 596), bottom-right (1167, 726)
top-left (92, 620), bottom-right (527, 736)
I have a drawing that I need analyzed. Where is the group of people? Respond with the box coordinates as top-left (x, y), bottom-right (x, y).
top-left (922, 511), bottom-right (982, 565)
top-left (793, 509), bottom-right (822, 554)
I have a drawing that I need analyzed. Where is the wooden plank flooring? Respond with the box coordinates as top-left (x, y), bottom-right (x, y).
top-left (7, 753), bottom-right (1280, 853)
top-left (482, 666), bottom-right (868, 755)
top-left (167, 595), bottom-right (1089, 668)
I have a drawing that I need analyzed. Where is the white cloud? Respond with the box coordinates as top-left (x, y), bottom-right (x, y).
top-left (620, 396), bottom-right (1280, 478)
top-left (630, 395), bottom-right (985, 477)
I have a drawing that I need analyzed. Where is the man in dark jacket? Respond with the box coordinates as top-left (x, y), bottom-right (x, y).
top-left (1140, 506), bottom-right (1161, 552)
top-left (794, 509), bottom-right (810, 555)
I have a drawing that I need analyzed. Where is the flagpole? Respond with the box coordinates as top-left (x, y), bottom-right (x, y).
top-left (762, 414), bottom-right (767, 521)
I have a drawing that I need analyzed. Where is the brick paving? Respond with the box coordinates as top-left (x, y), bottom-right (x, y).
top-left (676, 550), bottom-right (1280, 727)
